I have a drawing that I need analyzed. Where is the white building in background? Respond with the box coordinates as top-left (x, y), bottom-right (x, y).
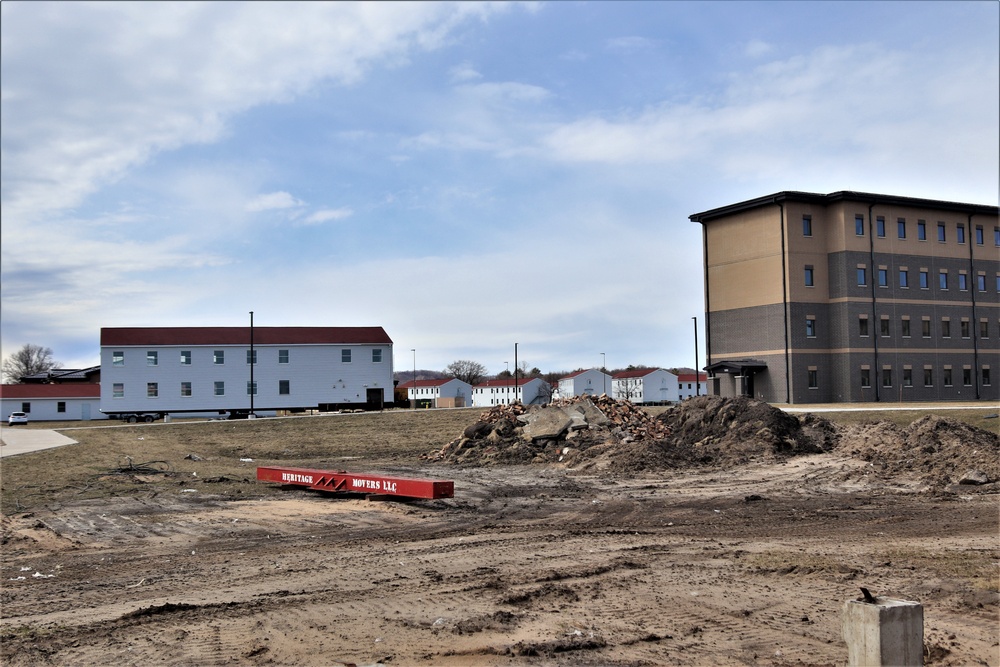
top-left (399, 378), bottom-right (473, 408)
top-left (555, 369), bottom-right (612, 399)
top-left (611, 368), bottom-right (678, 404)
top-left (1, 384), bottom-right (106, 421)
top-left (100, 326), bottom-right (394, 417)
top-left (471, 377), bottom-right (551, 407)
top-left (676, 372), bottom-right (708, 400)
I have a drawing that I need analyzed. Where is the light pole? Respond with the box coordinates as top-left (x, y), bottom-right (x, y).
top-left (249, 311), bottom-right (255, 417)
top-left (601, 352), bottom-right (606, 395)
top-left (411, 349), bottom-right (416, 410)
top-left (505, 361), bottom-right (510, 404)
top-left (692, 316), bottom-right (699, 397)
top-left (514, 343), bottom-right (518, 404)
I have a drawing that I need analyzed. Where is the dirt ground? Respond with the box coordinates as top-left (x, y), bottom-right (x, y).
top-left (1, 400), bottom-right (998, 666)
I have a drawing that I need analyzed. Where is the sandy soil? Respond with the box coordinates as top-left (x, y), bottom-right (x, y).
top-left (2, 452), bottom-right (997, 666)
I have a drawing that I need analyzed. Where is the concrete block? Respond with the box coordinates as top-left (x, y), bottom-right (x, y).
top-left (843, 596), bottom-right (923, 666)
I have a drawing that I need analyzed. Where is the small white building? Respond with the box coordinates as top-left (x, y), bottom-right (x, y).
top-left (100, 326), bottom-right (394, 417)
top-left (1, 384), bottom-right (106, 421)
top-left (555, 369), bottom-right (611, 399)
top-left (676, 372), bottom-right (708, 400)
top-left (611, 368), bottom-right (678, 404)
top-left (399, 378), bottom-right (473, 408)
top-left (472, 377), bottom-right (551, 407)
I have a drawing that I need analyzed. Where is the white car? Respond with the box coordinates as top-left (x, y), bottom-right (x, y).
top-left (8, 411), bottom-right (28, 425)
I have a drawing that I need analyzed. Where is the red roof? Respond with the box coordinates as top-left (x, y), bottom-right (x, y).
top-left (101, 327), bottom-right (392, 346)
top-left (398, 378), bottom-right (460, 389)
top-left (1, 384), bottom-right (100, 399)
top-left (612, 368), bottom-right (662, 379)
top-left (474, 377), bottom-right (543, 388)
top-left (560, 369), bottom-right (602, 379)
top-left (677, 373), bottom-right (707, 382)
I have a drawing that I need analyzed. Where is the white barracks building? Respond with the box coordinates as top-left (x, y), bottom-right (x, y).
top-left (100, 327), bottom-right (394, 417)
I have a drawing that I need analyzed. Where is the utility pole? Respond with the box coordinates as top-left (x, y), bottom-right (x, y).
top-left (249, 311), bottom-right (255, 417)
top-left (692, 316), bottom-right (699, 397)
top-left (514, 343), bottom-right (518, 404)
top-left (601, 352), bottom-right (606, 396)
top-left (505, 361), bottom-right (510, 404)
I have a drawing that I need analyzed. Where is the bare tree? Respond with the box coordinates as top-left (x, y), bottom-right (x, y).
top-left (2, 344), bottom-right (59, 383)
top-left (444, 359), bottom-right (488, 385)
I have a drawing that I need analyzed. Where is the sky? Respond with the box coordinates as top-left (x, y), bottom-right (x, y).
top-left (2, 1), bottom-right (998, 378)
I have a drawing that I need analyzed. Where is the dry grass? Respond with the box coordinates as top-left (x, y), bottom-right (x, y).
top-left (1, 408), bottom-right (478, 514)
top-left (3, 404), bottom-right (997, 514)
top-left (876, 547), bottom-right (1000, 593)
top-left (810, 408), bottom-right (1000, 435)
top-left (742, 546), bottom-right (999, 593)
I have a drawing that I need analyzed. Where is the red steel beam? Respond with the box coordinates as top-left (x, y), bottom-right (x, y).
top-left (256, 466), bottom-right (454, 499)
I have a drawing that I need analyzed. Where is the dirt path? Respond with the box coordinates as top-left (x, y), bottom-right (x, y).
top-left (2, 454), bottom-right (997, 666)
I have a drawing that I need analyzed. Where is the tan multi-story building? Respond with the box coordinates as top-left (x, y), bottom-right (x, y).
top-left (690, 191), bottom-right (999, 404)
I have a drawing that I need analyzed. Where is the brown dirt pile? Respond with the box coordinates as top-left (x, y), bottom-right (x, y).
top-left (426, 395), bottom-right (999, 488)
top-left (836, 414), bottom-right (1000, 488)
top-left (576, 395), bottom-right (836, 474)
top-left (422, 395), bottom-right (669, 466)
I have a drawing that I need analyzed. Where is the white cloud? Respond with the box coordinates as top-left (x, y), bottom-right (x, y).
top-left (301, 208), bottom-right (354, 225)
top-left (449, 61), bottom-right (482, 83)
top-left (605, 36), bottom-right (657, 54)
top-left (744, 39), bottom-right (773, 58)
top-left (246, 191), bottom-right (304, 213)
top-left (537, 42), bottom-right (999, 202)
top-left (0, 2), bottom-right (510, 224)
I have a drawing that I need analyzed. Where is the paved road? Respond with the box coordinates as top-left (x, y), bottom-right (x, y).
top-left (0, 427), bottom-right (78, 458)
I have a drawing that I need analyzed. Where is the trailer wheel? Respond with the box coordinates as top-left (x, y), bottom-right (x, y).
top-left (143, 415), bottom-right (154, 423)
top-left (127, 415), bottom-right (138, 423)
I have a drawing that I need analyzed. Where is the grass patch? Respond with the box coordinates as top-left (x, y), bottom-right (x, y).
top-left (810, 408), bottom-right (1000, 436)
top-left (1, 409), bottom-right (479, 514)
top-left (3, 405), bottom-right (997, 514)
top-left (878, 547), bottom-right (1000, 592)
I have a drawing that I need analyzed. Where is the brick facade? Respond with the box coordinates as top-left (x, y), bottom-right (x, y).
top-left (691, 191), bottom-right (999, 404)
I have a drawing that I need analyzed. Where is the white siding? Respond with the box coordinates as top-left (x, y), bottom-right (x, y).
top-left (471, 379), bottom-right (549, 407)
top-left (612, 370), bottom-right (678, 404)
top-left (100, 343), bottom-right (393, 414)
top-left (2, 396), bottom-right (106, 421)
top-left (559, 370), bottom-right (610, 398)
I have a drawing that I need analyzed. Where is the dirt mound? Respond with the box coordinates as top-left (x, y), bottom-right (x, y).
top-left (422, 396), bottom-right (669, 466)
top-left (836, 414), bottom-right (1000, 488)
top-left (424, 395), bottom-right (831, 471)
top-left (427, 395), bottom-right (999, 489)
top-left (575, 395), bottom-right (836, 474)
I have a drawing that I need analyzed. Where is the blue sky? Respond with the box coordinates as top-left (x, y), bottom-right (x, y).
top-left (2, 1), bottom-right (998, 377)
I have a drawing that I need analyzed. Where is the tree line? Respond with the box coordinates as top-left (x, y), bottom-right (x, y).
top-left (2, 343), bottom-right (691, 387)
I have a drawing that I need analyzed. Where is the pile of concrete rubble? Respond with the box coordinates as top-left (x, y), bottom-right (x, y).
top-left (423, 395), bottom-right (669, 465)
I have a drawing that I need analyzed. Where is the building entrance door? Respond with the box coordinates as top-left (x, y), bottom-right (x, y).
top-left (366, 388), bottom-right (384, 411)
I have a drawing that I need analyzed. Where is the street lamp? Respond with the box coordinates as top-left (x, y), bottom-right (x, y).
top-left (249, 311), bottom-right (255, 418)
top-left (411, 349), bottom-right (416, 410)
top-left (601, 352), bottom-right (606, 396)
top-left (505, 361), bottom-right (510, 404)
top-left (692, 317), bottom-right (699, 397)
